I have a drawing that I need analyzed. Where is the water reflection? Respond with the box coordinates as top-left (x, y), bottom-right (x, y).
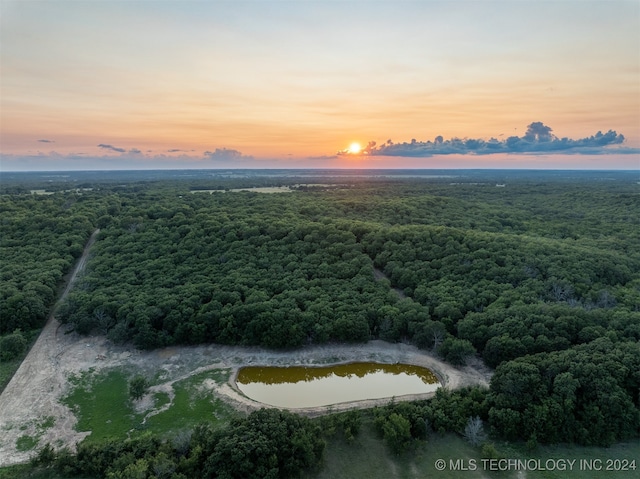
top-left (236, 362), bottom-right (440, 408)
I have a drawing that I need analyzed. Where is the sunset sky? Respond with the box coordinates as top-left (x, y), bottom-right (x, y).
top-left (1, 0), bottom-right (638, 170)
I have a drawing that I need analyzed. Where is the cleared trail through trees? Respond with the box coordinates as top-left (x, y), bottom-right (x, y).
top-left (58, 229), bottom-right (100, 307)
top-left (0, 229), bottom-right (99, 466)
top-left (373, 267), bottom-right (407, 299)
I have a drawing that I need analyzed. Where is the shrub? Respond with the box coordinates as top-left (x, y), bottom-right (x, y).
top-left (0, 329), bottom-right (27, 361)
top-left (129, 375), bottom-right (149, 400)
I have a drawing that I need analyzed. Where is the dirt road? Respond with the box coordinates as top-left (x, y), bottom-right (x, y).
top-left (0, 229), bottom-right (100, 466)
top-left (0, 229), bottom-right (492, 466)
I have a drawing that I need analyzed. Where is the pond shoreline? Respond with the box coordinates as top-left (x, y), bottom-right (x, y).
top-left (0, 321), bottom-right (492, 466)
top-left (213, 341), bottom-right (490, 417)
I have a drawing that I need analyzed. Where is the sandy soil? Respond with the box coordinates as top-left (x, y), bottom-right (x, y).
top-left (0, 231), bottom-right (492, 466)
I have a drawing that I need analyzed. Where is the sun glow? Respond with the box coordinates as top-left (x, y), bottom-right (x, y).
top-left (348, 142), bottom-right (362, 154)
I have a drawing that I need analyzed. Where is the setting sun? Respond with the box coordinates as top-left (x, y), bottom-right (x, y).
top-left (348, 142), bottom-right (362, 154)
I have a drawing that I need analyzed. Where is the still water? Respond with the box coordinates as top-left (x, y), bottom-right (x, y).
top-left (236, 362), bottom-right (440, 408)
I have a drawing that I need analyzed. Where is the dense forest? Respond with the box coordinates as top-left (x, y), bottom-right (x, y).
top-left (1, 170), bottom-right (639, 476)
top-left (0, 193), bottom-right (96, 335)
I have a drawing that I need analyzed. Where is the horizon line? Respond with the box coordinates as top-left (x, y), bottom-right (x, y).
top-left (2, 167), bottom-right (639, 174)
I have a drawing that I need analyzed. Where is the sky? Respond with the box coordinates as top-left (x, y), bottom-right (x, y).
top-left (1, 0), bottom-right (639, 171)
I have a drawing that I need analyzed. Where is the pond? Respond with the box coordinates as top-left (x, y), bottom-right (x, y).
top-left (235, 362), bottom-right (440, 408)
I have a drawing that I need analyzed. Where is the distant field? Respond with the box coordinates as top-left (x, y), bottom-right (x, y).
top-left (307, 424), bottom-right (640, 479)
top-left (191, 186), bottom-right (294, 193)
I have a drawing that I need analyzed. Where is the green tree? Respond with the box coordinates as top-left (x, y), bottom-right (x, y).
top-left (106, 458), bottom-right (149, 479)
top-left (129, 376), bottom-right (149, 401)
top-left (381, 413), bottom-right (412, 455)
top-left (203, 409), bottom-right (324, 479)
top-left (437, 337), bottom-right (476, 366)
top-left (0, 329), bottom-right (27, 361)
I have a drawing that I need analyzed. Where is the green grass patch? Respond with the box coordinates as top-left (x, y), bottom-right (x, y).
top-left (153, 391), bottom-right (170, 409)
top-left (38, 416), bottom-right (55, 431)
top-left (306, 417), bottom-right (640, 479)
top-left (144, 369), bottom-right (234, 434)
top-left (0, 359), bottom-right (22, 393)
top-left (0, 465), bottom-right (28, 479)
top-left (62, 368), bottom-right (144, 442)
top-left (6, 415), bottom-right (57, 456)
top-left (62, 367), bottom-right (235, 444)
top-left (0, 464), bottom-right (93, 479)
top-left (308, 422), bottom-right (404, 479)
top-left (309, 425), bottom-right (490, 479)
top-left (493, 440), bottom-right (640, 479)
top-left (15, 434), bottom-right (39, 452)
top-left (0, 465), bottom-right (37, 479)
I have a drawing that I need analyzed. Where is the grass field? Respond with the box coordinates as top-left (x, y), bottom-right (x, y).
top-left (0, 465), bottom-right (95, 479)
top-left (144, 369), bottom-right (235, 434)
top-left (307, 425), bottom-right (491, 479)
top-left (0, 357), bottom-right (23, 394)
top-left (305, 420), bottom-right (640, 479)
top-left (62, 367), bottom-right (235, 443)
top-left (62, 368), bottom-right (143, 442)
